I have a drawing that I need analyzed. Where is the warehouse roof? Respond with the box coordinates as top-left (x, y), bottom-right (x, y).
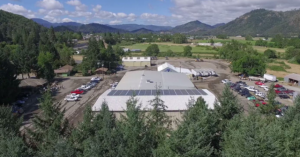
top-left (175, 67), bottom-right (192, 75)
top-left (285, 73), bottom-right (300, 81)
top-left (92, 89), bottom-right (216, 112)
top-left (115, 71), bottom-right (195, 90)
top-left (122, 57), bottom-right (151, 62)
top-left (157, 62), bottom-right (176, 71)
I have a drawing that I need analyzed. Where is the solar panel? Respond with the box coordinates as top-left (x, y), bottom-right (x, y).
top-left (139, 90), bottom-right (146, 95)
top-left (180, 90), bottom-right (188, 95)
top-left (114, 90), bottom-right (123, 95)
top-left (152, 90), bottom-right (158, 95)
top-left (169, 90), bottom-right (176, 95)
top-left (132, 90), bottom-right (140, 96)
top-left (175, 90), bottom-right (184, 95)
top-left (163, 90), bottom-right (170, 95)
top-left (145, 90), bottom-right (152, 95)
top-left (120, 90), bottom-right (129, 96)
top-left (192, 89), bottom-right (201, 95)
top-left (186, 89), bottom-right (196, 95)
top-left (198, 89), bottom-right (207, 95)
top-left (126, 90), bottom-right (134, 96)
top-left (108, 90), bottom-right (117, 96)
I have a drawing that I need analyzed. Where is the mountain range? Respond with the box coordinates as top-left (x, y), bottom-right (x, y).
top-left (14, 8), bottom-right (300, 36)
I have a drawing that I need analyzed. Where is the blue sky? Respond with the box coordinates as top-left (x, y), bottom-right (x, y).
top-left (1, 0), bottom-right (300, 26)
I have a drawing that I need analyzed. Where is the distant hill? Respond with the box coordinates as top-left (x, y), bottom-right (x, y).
top-left (69, 23), bottom-right (127, 33)
top-left (110, 24), bottom-right (172, 31)
top-left (211, 9), bottom-right (300, 36)
top-left (32, 18), bottom-right (82, 28)
top-left (131, 28), bottom-right (154, 34)
top-left (54, 26), bottom-right (74, 32)
top-left (213, 23), bottom-right (226, 28)
top-left (171, 20), bottom-right (213, 33)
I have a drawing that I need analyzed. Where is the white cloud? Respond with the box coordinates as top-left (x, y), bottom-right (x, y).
top-left (109, 20), bottom-right (122, 25)
top-left (0, 3), bottom-right (35, 18)
top-left (62, 18), bottom-right (73, 22)
top-left (66, 0), bottom-right (87, 11)
top-left (69, 11), bottom-right (92, 18)
top-left (47, 9), bottom-right (68, 17)
top-left (116, 12), bottom-right (127, 18)
top-left (93, 5), bottom-right (102, 12)
top-left (170, 0), bottom-right (300, 25)
top-left (37, 0), bottom-right (63, 10)
top-left (43, 15), bottom-right (60, 23)
top-left (127, 13), bottom-right (137, 21)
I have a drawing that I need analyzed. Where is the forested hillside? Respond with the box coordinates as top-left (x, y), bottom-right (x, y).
top-left (212, 9), bottom-right (300, 36)
top-left (171, 20), bottom-right (213, 33)
top-left (0, 10), bottom-right (80, 104)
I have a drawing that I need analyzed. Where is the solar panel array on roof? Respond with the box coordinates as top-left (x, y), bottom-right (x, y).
top-left (107, 89), bottom-right (207, 96)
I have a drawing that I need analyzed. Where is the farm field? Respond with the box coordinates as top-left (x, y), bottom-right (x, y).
top-left (122, 43), bottom-right (218, 54)
top-left (267, 60), bottom-right (300, 78)
top-left (253, 46), bottom-right (285, 53)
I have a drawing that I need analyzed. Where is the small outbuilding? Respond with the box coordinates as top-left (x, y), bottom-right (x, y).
top-left (54, 65), bottom-right (73, 77)
top-left (122, 57), bottom-right (151, 67)
top-left (284, 73), bottom-right (300, 86)
top-left (95, 67), bottom-right (108, 74)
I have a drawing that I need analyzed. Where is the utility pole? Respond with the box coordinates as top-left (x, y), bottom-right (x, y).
top-left (102, 62), bottom-right (104, 80)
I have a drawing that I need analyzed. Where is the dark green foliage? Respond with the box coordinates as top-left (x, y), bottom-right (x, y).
top-left (216, 34), bottom-right (228, 39)
top-left (264, 49), bottom-right (277, 58)
top-left (0, 51), bottom-right (20, 104)
top-left (0, 106), bottom-right (31, 156)
top-left (260, 84), bottom-right (278, 114)
top-left (66, 23), bottom-right (127, 34)
top-left (161, 97), bottom-right (218, 156)
top-left (118, 96), bottom-right (152, 157)
top-left (171, 20), bottom-right (213, 33)
top-left (81, 102), bottom-right (121, 157)
top-left (255, 39), bottom-right (268, 46)
top-left (131, 28), bottom-right (154, 34)
top-left (245, 35), bottom-right (253, 41)
top-left (27, 91), bottom-right (71, 150)
top-left (183, 45), bottom-right (192, 57)
top-left (145, 44), bottom-right (160, 56)
top-left (172, 33), bottom-right (187, 44)
top-left (231, 54), bottom-right (266, 76)
top-left (285, 46), bottom-right (300, 64)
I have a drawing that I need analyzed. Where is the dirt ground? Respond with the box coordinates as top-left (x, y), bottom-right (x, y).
top-left (267, 61), bottom-right (300, 78)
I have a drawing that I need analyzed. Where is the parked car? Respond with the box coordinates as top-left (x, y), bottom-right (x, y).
top-left (222, 79), bottom-right (230, 84)
top-left (255, 81), bottom-right (265, 85)
top-left (256, 92), bottom-right (265, 97)
top-left (244, 93), bottom-right (252, 98)
top-left (245, 86), bottom-right (259, 92)
top-left (71, 89), bottom-right (85, 94)
top-left (81, 85), bottom-right (91, 90)
top-left (91, 77), bottom-right (102, 81)
top-left (275, 88), bottom-right (286, 94)
top-left (276, 106), bottom-right (289, 118)
top-left (263, 87), bottom-right (269, 91)
top-left (278, 94), bottom-right (290, 99)
top-left (274, 84), bottom-right (283, 88)
top-left (259, 85), bottom-right (268, 88)
top-left (67, 93), bottom-right (81, 98)
top-left (64, 96), bottom-right (78, 102)
top-left (247, 96), bottom-right (256, 100)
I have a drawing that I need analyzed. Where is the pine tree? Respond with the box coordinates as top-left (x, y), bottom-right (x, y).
top-left (118, 96), bottom-right (152, 157)
top-left (147, 86), bottom-right (171, 155)
top-left (27, 91), bottom-right (71, 150)
top-left (161, 97), bottom-right (218, 156)
top-left (82, 101), bottom-right (121, 157)
top-left (0, 106), bottom-right (32, 156)
top-left (260, 83), bottom-right (278, 114)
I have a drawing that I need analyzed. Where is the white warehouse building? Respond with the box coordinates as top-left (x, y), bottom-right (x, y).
top-left (92, 71), bottom-right (217, 126)
top-left (157, 62), bottom-right (192, 75)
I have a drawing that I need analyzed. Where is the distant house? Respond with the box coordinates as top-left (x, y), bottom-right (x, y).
top-left (95, 67), bottom-right (108, 74)
top-left (198, 43), bottom-right (211, 46)
top-left (123, 48), bottom-right (130, 52)
top-left (213, 42), bottom-right (223, 47)
top-left (54, 65), bottom-right (74, 77)
top-left (72, 39), bottom-right (78, 43)
top-left (130, 49), bottom-right (141, 52)
top-left (122, 57), bottom-right (151, 67)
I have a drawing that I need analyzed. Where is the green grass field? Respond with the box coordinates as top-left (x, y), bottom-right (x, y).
top-left (122, 43), bottom-right (218, 54)
top-left (197, 39), bottom-right (256, 45)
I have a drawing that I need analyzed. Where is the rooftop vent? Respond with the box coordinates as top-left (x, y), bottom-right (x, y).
top-left (146, 80), bottom-right (153, 83)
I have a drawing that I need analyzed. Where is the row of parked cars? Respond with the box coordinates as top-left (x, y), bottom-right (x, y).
top-left (65, 77), bottom-right (101, 102)
top-left (222, 79), bottom-right (289, 117)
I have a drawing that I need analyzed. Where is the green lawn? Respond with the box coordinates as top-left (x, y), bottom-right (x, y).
top-left (198, 39), bottom-right (256, 45)
top-left (122, 43), bottom-right (218, 54)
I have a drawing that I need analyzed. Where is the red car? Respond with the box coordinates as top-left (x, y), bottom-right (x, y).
top-left (255, 81), bottom-right (265, 85)
top-left (274, 84), bottom-right (283, 88)
top-left (253, 100), bottom-right (267, 107)
top-left (71, 89), bottom-right (84, 94)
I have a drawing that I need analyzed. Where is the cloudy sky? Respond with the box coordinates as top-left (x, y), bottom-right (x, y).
top-left (1, 0), bottom-right (300, 26)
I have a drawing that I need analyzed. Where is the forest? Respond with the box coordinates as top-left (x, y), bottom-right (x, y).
top-left (1, 84), bottom-right (300, 156)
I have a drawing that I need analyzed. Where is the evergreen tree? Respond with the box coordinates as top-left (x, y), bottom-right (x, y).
top-left (118, 96), bottom-right (152, 157)
top-left (260, 83), bottom-right (278, 114)
top-left (27, 91), bottom-right (71, 150)
top-left (161, 97), bottom-right (218, 156)
top-left (82, 101), bottom-right (121, 157)
top-left (0, 106), bottom-right (32, 156)
top-left (147, 86), bottom-right (171, 155)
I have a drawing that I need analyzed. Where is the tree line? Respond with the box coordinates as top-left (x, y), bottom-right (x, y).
top-left (2, 84), bottom-right (300, 156)
top-left (143, 44), bottom-right (193, 57)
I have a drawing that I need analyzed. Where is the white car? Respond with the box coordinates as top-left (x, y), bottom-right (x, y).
top-left (64, 96), bottom-right (78, 102)
top-left (259, 85), bottom-right (268, 88)
top-left (256, 92), bottom-right (266, 97)
top-left (81, 85), bottom-right (91, 90)
top-left (221, 79), bottom-right (230, 84)
top-left (112, 84), bottom-right (117, 89)
top-left (91, 77), bottom-right (101, 81)
top-left (245, 86), bottom-right (258, 92)
top-left (67, 93), bottom-right (81, 98)
top-left (263, 87), bottom-right (269, 91)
